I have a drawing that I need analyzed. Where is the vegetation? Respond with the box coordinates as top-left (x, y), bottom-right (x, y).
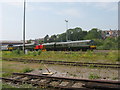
top-left (22, 68), bottom-right (34, 73)
top-left (94, 37), bottom-right (118, 50)
top-left (12, 49), bottom-right (21, 55)
top-left (2, 50), bottom-right (119, 64)
top-left (89, 73), bottom-right (100, 79)
top-left (26, 26), bottom-right (119, 50)
top-left (43, 28), bottom-right (102, 42)
top-left (36, 27), bottom-right (118, 50)
top-left (2, 50), bottom-right (118, 89)
top-left (1, 59), bottom-right (43, 77)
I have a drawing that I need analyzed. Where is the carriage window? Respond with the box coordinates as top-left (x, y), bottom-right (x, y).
top-left (63, 44), bottom-right (68, 47)
top-left (57, 44), bottom-right (62, 46)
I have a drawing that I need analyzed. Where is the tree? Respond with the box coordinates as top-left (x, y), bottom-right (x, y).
top-left (27, 39), bottom-right (32, 43)
top-left (82, 31), bottom-right (87, 40)
top-left (97, 37), bottom-right (118, 50)
top-left (38, 39), bottom-right (44, 44)
top-left (67, 27), bottom-right (86, 41)
top-left (84, 28), bottom-right (102, 39)
top-left (93, 39), bottom-right (103, 46)
top-left (59, 33), bottom-right (66, 42)
top-left (49, 35), bottom-right (57, 42)
top-left (44, 35), bottom-right (49, 43)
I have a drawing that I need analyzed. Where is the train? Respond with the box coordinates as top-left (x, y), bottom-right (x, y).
top-left (42, 40), bottom-right (96, 51)
top-left (1, 44), bottom-right (35, 51)
top-left (2, 40), bottom-right (96, 51)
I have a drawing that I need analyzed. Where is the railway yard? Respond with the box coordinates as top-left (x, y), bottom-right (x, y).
top-left (1, 0), bottom-right (119, 89)
top-left (0, 50), bottom-right (120, 89)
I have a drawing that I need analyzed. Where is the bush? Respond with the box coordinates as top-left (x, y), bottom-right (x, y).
top-left (33, 51), bottom-right (37, 56)
top-left (92, 37), bottom-right (118, 50)
top-left (38, 50), bottom-right (42, 55)
top-left (12, 49), bottom-right (21, 55)
top-left (22, 68), bottom-right (33, 73)
top-left (89, 73), bottom-right (100, 79)
top-left (2, 83), bottom-right (15, 88)
top-left (2, 73), bottom-right (12, 77)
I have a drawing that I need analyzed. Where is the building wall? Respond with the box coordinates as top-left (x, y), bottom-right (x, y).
top-left (101, 30), bottom-right (119, 39)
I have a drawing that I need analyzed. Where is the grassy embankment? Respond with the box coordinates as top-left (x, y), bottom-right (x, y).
top-left (2, 50), bottom-right (119, 63)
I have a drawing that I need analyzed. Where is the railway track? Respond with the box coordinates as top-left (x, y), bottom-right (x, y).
top-left (2, 57), bottom-right (120, 68)
top-left (1, 73), bottom-right (120, 90)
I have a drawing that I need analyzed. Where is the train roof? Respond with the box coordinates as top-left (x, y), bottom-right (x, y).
top-left (42, 40), bottom-right (92, 45)
top-left (42, 42), bottom-right (56, 45)
top-left (12, 43), bottom-right (35, 47)
top-left (58, 40), bottom-right (91, 44)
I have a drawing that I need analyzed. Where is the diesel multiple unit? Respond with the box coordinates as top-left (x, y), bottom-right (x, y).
top-left (2, 40), bottom-right (96, 51)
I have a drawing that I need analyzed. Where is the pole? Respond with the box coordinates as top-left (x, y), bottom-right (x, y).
top-left (65, 20), bottom-right (68, 42)
top-left (23, 0), bottom-right (26, 54)
top-left (44, 65), bottom-right (51, 73)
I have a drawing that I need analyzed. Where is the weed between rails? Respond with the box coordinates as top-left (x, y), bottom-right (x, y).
top-left (22, 68), bottom-right (34, 73)
top-left (88, 73), bottom-right (100, 79)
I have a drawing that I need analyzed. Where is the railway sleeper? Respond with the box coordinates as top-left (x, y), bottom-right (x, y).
top-left (49, 80), bottom-right (62, 87)
top-left (1, 73), bottom-right (120, 89)
top-left (64, 81), bottom-right (75, 87)
top-left (1, 77), bottom-right (120, 90)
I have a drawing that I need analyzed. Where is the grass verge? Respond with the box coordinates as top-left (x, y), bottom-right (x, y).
top-left (2, 50), bottom-right (119, 63)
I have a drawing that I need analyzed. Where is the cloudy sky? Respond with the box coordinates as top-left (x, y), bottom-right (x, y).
top-left (0, 0), bottom-right (119, 40)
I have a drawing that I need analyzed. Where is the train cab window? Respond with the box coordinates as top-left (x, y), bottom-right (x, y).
top-left (89, 40), bottom-right (95, 45)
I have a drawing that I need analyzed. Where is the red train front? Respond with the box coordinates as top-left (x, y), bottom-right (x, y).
top-left (34, 44), bottom-right (44, 51)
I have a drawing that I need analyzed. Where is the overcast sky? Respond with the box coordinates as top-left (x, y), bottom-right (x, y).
top-left (0, 0), bottom-right (119, 40)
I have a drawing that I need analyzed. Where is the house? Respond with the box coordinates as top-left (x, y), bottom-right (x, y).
top-left (101, 30), bottom-right (119, 39)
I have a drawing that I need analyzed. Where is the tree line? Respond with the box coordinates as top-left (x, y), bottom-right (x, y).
top-left (31, 27), bottom-right (119, 50)
top-left (44, 27), bottom-right (103, 43)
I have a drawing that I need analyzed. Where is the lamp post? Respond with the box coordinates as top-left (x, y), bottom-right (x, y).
top-left (65, 20), bottom-right (68, 42)
top-left (23, 0), bottom-right (26, 54)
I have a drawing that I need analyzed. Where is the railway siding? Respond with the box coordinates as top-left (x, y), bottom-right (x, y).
top-left (1, 73), bottom-right (120, 89)
top-left (2, 57), bottom-right (120, 69)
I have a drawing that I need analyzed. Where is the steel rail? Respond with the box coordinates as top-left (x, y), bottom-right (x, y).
top-left (2, 57), bottom-right (120, 65)
top-left (12, 73), bottom-right (120, 84)
top-left (1, 73), bottom-right (120, 89)
top-left (2, 57), bottom-right (120, 68)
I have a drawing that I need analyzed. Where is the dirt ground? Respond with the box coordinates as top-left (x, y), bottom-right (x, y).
top-left (2, 60), bottom-right (118, 80)
top-left (27, 64), bottom-right (118, 80)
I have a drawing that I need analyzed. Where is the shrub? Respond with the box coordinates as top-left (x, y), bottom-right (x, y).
top-left (2, 83), bottom-right (15, 88)
top-left (2, 73), bottom-right (12, 77)
top-left (22, 68), bottom-right (33, 73)
top-left (38, 50), bottom-right (42, 55)
top-left (89, 73), bottom-right (100, 79)
top-left (12, 49), bottom-right (21, 55)
top-left (33, 51), bottom-right (37, 56)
